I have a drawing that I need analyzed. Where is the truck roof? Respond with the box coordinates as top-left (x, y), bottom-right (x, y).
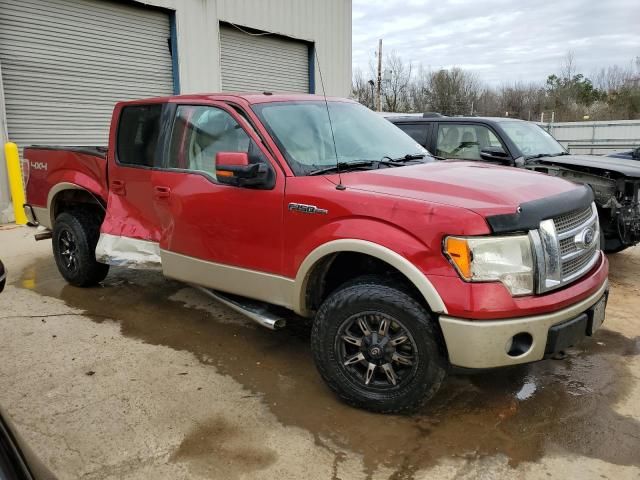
top-left (117, 93), bottom-right (355, 106)
top-left (386, 115), bottom-right (524, 124)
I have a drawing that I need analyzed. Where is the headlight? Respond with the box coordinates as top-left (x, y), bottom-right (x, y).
top-left (444, 235), bottom-right (534, 296)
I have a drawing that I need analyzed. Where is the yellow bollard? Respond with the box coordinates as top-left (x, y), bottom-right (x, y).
top-left (4, 142), bottom-right (28, 225)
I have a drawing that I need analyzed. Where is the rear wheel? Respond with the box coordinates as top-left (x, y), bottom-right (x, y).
top-left (311, 276), bottom-right (447, 413)
top-left (52, 210), bottom-right (109, 287)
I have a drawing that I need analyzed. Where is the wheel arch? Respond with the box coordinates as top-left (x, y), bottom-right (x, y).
top-left (47, 182), bottom-right (105, 228)
top-left (293, 239), bottom-right (447, 317)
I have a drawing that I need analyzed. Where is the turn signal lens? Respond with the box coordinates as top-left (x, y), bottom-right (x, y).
top-left (444, 237), bottom-right (472, 279)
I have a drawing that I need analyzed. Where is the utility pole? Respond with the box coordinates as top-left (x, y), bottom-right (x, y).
top-left (470, 101), bottom-right (474, 116)
top-left (377, 39), bottom-right (382, 112)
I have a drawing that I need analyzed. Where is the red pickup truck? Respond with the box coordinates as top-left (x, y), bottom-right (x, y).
top-left (23, 93), bottom-right (609, 412)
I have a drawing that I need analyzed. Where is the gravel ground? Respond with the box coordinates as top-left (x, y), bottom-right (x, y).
top-left (0, 224), bottom-right (638, 480)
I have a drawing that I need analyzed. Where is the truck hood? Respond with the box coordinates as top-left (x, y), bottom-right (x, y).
top-left (342, 160), bottom-right (581, 216)
top-left (535, 154), bottom-right (640, 178)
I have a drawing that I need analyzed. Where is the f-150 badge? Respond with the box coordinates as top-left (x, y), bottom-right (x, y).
top-left (288, 203), bottom-right (328, 215)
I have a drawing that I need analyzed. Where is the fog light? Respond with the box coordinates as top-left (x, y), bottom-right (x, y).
top-left (506, 332), bottom-right (533, 357)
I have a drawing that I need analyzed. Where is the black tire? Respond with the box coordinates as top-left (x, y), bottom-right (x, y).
top-left (52, 210), bottom-right (109, 287)
top-left (0, 260), bottom-right (6, 293)
top-left (311, 276), bottom-right (447, 413)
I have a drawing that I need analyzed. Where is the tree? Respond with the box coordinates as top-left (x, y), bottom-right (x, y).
top-left (351, 67), bottom-right (374, 109)
top-left (351, 52), bottom-right (640, 120)
top-left (381, 52), bottom-right (412, 112)
top-left (425, 68), bottom-right (479, 116)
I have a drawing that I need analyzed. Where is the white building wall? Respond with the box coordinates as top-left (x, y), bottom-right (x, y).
top-left (136, 0), bottom-right (351, 96)
top-left (216, 0), bottom-right (352, 97)
top-left (0, 0), bottom-right (352, 222)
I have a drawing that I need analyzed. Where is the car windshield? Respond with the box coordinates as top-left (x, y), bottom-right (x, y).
top-left (499, 121), bottom-right (566, 158)
top-left (252, 101), bottom-right (430, 175)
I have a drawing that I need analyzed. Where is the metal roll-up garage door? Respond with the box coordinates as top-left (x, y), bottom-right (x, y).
top-left (0, 0), bottom-right (175, 148)
top-left (220, 24), bottom-right (310, 93)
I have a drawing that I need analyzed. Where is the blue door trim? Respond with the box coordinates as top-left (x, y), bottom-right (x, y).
top-left (308, 43), bottom-right (316, 94)
top-left (169, 11), bottom-right (180, 94)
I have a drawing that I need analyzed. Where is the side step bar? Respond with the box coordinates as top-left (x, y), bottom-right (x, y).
top-left (195, 287), bottom-right (287, 330)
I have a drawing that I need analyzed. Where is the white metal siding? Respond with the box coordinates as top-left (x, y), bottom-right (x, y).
top-left (216, 0), bottom-right (352, 97)
top-left (0, 0), bottom-right (174, 147)
top-left (219, 25), bottom-right (309, 93)
top-left (538, 120), bottom-right (640, 154)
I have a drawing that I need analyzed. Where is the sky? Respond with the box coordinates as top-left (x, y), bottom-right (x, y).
top-left (352, 0), bottom-right (640, 86)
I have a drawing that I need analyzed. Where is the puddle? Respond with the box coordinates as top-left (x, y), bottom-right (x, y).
top-left (169, 416), bottom-right (277, 480)
top-left (17, 258), bottom-right (640, 478)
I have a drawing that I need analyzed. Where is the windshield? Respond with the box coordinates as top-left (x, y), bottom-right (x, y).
top-left (252, 101), bottom-right (430, 175)
top-left (499, 121), bottom-right (566, 158)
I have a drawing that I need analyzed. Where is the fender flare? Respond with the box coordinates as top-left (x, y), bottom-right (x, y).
top-left (44, 182), bottom-right (93, 228)
top-left (293, 239), bottom-right (447, 316)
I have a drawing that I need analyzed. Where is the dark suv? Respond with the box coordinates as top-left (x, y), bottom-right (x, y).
top-left (387, 115), bottom-right (640, 253)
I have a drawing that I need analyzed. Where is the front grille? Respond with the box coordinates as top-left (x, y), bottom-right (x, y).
top-left (562, 243), bottom-right (599, 277)
top-left (533, 202), bottom-right (600, 293)
top-left (559, 237), bottom-right (577, 256)
top-left (553, 206), bottom-right (593, 235)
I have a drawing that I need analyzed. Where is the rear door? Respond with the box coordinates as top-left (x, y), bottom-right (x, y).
top-left (99, 103), bottom-right (166, 261)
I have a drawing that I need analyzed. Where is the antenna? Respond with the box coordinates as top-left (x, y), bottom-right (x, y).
top-left (314, 49), bottom-right (344, 190)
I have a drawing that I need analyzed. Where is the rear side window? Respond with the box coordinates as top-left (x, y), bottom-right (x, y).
top-left (396, 123), bottom-right (429, 146)
top-left (117, 104), bottom-right (163, 167)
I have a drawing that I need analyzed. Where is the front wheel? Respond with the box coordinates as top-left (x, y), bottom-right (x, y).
top-left (311, 276), bottom-right (447, 413)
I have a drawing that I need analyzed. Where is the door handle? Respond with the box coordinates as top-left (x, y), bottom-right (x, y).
top-left (154, 186), bottom-right (171, 199)
top-left (111, 179), bottom-right (126, 195)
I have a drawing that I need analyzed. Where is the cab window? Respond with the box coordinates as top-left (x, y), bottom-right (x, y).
top-left (436, 124), bottom-right (504, 160)
top-left (167, 105), bottom-right (266, 180)
top-left (117, 104), bottom-right (163, 167)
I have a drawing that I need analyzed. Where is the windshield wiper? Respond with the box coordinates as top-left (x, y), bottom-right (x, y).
top-left (308, 161), bottom-right (376, 176)
top-left (308, 155), bottom-right (431, 176)
top-left (525, 152), bottom-right (570, 160)
top-left (382, 153), bottom-right (429, 163)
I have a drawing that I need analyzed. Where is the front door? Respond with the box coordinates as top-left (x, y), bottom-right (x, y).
top-left (152, 103), bottom-right (289, 305)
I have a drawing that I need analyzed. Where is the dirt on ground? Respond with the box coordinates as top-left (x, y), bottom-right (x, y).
top-left (0, 224), bottom-right (638, 479)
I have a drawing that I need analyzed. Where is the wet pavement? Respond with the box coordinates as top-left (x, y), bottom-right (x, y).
top-left (1, 226), bottom-right (639, 479)
top-left (16, 258), bottom-right (640, 475)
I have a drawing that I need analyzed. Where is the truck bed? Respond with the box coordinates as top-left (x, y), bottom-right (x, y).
top-left (23, 145), bottom-right (109, 222)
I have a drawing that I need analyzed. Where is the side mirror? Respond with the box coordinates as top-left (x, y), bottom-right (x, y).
top-left (480, 146), bottom-right (511, 163)
top-left (215, 152), bottom-right (271, 188)
top-left (632, 147), bottom-right (640, 160)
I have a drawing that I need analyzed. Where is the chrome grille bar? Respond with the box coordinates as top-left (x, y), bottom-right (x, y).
top-left (534, 202), bottom-right (600, 294)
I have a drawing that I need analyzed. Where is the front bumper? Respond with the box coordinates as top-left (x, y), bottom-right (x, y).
top-left (439, 278), bottom-right (609, 368)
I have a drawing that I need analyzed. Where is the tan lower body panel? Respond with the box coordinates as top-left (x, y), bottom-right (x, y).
top-left (439, 279), bottom-right (609, 369)
top-left (161, 250), bottom-right (296, 310)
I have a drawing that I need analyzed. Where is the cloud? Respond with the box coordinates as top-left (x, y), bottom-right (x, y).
top-left (352, 0), bottom-right (640, 85)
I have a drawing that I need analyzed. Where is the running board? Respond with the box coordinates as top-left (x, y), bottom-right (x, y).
top-left (195, 287), bottom-right (287, 330)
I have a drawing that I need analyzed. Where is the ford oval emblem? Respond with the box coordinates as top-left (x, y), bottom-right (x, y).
top-left (576, 227), bottom-right (595, 249)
